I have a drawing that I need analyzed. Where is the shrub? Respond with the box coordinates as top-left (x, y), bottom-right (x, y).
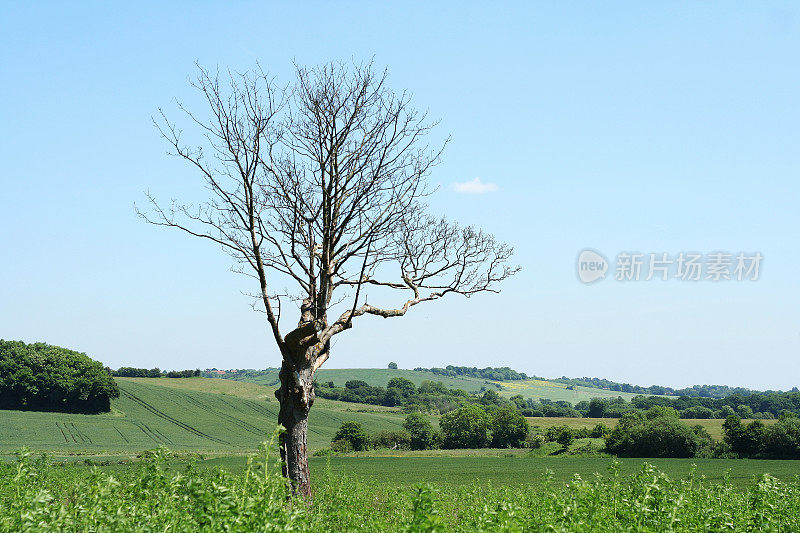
top-left (490, 405), bottom-right (529, 448)
top-left (544, 426), bottom-right (575, 450)
top-left (332, 421), bottom-right (370, 451)
top-left (606, 414), bottom-right (704, 458)
top-left (372, 430), bottom-right (412, 450)
top-left (403, 412), bottom-right (438, 450)
top-left (525, 433), bottom-right (546, 449)
top-left (330, 439), bottom-right (353, 453)
top-left (680, 406), bottom-right (715, 419)
top-left (440, 404), bottom-right (491, 449)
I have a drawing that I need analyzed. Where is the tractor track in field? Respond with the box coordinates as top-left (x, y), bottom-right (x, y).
top-left (69, 422), bottom-right (92, 444)
top-left (183, 395), bottom-right (265, 436)
top-left (119, 388), bottom-right (229, 445)
top-left (55, 421), bottom-right (70, 443)
top-left (113, 425), bottom-right (130, 443)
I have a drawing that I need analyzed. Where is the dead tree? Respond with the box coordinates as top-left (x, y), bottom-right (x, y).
top-left (139, 61), bottom-right (518, 497)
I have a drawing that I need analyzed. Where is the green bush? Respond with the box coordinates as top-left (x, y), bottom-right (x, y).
top-left (440, 404), bottom-right (490, 449)
top-left (332, 421), bottom-right (370, 451)
top-left (606, 413), bottom-right (705, 458)
top-left (0, 340), bottom-right (119, 413)
top-left (490, 405), bottom-right (529, 448)
top-left (372, 430), bottom-right (412, 450)
top-left (403, 412), bottom-right (438, 450)
top-left (545, 426), bottom-right (575, 450)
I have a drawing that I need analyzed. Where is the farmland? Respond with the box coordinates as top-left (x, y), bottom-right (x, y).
top-left (222, 367), bottom-right (646, 402)
top-left (0, 378), bottom-right (405, 455)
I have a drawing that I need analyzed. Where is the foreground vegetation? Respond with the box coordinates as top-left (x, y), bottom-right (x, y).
top-left (3, 443), bottom-right (800, 532)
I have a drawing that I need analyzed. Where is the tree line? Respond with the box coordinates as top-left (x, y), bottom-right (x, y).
top-left (328, 406), bottom-right (800, 459)
top-left (550, 377), bottom-right (769, 398)
top-left (326, 404), bottom-right (531, 452)
top-left (314, 378), bottom-right (800, 420)
top-left (109, 367), bottom-right (201, 378)
top-left (412, 365), bottom-right (529, 381)
top-left (0, 340), bottom-right (119, 413)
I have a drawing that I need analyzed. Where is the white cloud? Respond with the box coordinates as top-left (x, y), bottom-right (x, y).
top-left (452, 177), bottom-right (499, 194)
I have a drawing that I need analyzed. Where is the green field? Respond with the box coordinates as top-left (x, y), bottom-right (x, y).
top-left (224, 367), bottom-right (645, 402)
top-left (0, 378), bottom-right (405, 454)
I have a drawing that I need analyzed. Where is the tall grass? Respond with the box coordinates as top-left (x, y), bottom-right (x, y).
top-left (2, 441), bottom-right (799, 531)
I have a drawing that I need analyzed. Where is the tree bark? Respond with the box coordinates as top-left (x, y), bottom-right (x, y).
top-left (275, 348), bottom-right (317, 498)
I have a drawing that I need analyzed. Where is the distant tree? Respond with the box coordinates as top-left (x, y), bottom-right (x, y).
top-left (763, 416), bottom-right (800, 458)
top-left (646, 406), bottom-right (679, 420)
top-left (490, 405), bottom-right (529, 448)
top-left (381, 388), bottom-right (404, 407)
top-left (723, 416), bottom-right (766, 457)
top-left (372, 430), bottom-right (411, 450)
top-left (716, 405), bottom-right (736, 419)
top-left (607, 413), bottom-right (704, 458)
top-left (332, 421), bottom-right (370, 451)
top-left (479, 389), bottom-right (505, 407)
top-left (388, 362), bottom-right (398, 370)
top-left (440, 404), bottom-right (491, 449)
top-left (680, 406), bottom-right (715, 419)
top-left (387, 377), bottom-right (416, 396)
top-left (403, 412), bottom-right (438, 450)
top-left (509, 394), bottom-right (527, 411)
top-left (545, 426), bottom-right (575, 451)
top-left (736, 404), bottom-right (754, 419)
top-left (587, 398), bottom-right (606, 418)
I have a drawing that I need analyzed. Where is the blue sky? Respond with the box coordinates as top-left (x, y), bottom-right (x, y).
top-left (1, 2), bottom-right (798, 389)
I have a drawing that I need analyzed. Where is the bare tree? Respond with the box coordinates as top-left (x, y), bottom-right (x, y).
top-left (139, 61), bottom-right (518, 497)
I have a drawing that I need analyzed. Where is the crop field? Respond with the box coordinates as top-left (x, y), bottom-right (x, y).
top-left (0, 378), bottom-right (405, 455)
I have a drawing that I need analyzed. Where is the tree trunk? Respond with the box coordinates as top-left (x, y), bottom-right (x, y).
top-left (275, 359), bottom-right (314, 498)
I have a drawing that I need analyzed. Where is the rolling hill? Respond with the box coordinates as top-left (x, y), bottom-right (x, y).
top-left (222, 368), bottom-right (645, 403)
top-left (0, 378), bottom-right (405, 455)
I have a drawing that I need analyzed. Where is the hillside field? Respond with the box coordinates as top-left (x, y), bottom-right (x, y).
top-left (0, 378), bottom-right (405, 455)
top-left (222, 368), bottom-right (646, 402)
